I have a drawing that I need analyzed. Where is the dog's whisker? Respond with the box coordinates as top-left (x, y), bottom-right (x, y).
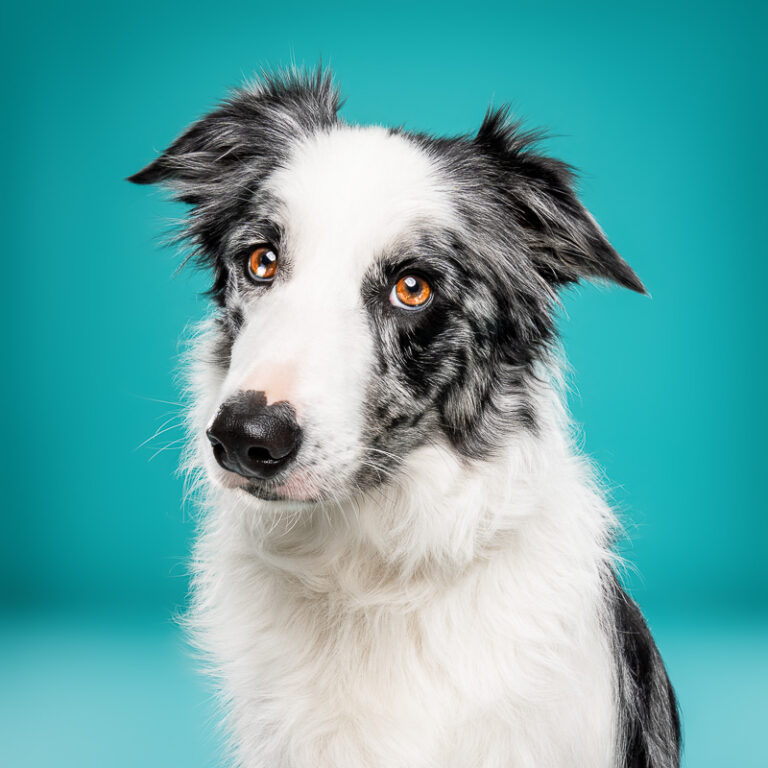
top-left (148, 437), bottom-right (187, 461)
top-left (129, 393), bottom-right (186, 408)
top-left (135, 417), bottom-right (185, 451)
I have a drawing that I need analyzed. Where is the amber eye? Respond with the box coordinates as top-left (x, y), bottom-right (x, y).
top-left (390, 275), bottom-right (432, 310)
top-left (247, 245), bottom-right (278, 283)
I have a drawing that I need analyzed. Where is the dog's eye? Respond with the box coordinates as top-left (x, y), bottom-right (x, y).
top-left (247, 245), bottom-right (278, 283)
top-left (390, 275), bottom-right (432, 310)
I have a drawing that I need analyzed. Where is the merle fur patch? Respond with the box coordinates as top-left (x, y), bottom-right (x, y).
top-left (609, 572), bottom-right (681, 768)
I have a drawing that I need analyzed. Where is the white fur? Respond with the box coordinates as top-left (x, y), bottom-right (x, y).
top-left (183, 127), bottom-right (621, 767)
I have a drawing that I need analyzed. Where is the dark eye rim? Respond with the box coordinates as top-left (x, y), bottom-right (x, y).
top-left (389, 272), bottom-right (434, 311)
top-left (245, 243), bottom-right (279, 284)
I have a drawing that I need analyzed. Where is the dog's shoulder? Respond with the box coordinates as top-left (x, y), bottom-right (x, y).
top-left (608, 572), bottom-right (681, 768)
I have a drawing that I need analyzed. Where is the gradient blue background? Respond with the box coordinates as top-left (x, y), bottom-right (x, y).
top-left (2, 1), bottom-right (766, 765)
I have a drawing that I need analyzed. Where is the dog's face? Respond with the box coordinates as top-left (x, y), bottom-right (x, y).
top-left (130, 72), bottom-right (643, 504)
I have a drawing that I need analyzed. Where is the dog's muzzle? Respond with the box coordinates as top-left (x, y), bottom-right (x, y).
top-left (206, 391), bottom-right (302, 480)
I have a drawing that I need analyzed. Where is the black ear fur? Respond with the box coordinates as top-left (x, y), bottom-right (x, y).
top-left (126, 68), bottom-right (342, 192)
top-left (126, 114), bottom-right (236, 186)
top-left (475, 107), bottom-right (646, 294)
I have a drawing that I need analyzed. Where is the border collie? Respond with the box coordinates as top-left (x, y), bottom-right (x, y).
top-left (129, 69), bottom-right (680, 768)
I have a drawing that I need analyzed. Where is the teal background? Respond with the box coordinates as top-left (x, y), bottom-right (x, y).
top-left (2, 0), bottom-right (766, 765)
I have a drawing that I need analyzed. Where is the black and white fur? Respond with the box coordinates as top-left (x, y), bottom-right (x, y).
top-left (130, 69), bottom-right (680, 768)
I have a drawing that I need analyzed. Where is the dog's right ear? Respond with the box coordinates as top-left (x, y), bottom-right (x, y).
top-left (127, 110), bottom-right (239, 189)
top-left (127, 68), bottom-right (342, 199)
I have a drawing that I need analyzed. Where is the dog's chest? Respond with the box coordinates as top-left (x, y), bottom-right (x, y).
top-left (217, 562), bottom-right (617, 768)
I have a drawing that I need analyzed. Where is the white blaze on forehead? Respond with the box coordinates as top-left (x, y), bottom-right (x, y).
top-left (266, 125), bottom-right (455, 282)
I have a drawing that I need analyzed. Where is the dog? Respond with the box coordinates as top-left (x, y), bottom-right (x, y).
top-left (129, 69), bottom-right (680, 768)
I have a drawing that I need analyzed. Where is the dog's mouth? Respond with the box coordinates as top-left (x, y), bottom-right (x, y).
top-left (240, 483), bottom-right (293, 502)
top-left (211, 462), bottom-right (324, 504)
top-left (241, 481), bottom-right (324, 505)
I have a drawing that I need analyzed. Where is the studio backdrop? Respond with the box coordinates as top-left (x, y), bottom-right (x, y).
top-left (1, 1), bottom-right (765, 767)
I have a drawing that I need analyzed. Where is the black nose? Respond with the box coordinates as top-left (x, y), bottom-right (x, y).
top-left (206, 391), bottom-right (302, 480)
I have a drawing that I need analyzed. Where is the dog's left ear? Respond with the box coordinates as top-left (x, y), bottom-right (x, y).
top-left (475, 108), bottom-right (646, 294)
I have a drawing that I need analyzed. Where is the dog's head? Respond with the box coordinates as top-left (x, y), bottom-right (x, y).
top-left (130, 70), bottom-right (643, 504)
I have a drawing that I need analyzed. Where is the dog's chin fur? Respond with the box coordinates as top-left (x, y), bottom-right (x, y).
top-left (132, 69), bottom-right (679, 768)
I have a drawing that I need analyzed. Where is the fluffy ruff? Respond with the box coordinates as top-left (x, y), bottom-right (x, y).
top-left (130, 69), bottom-right (680, 767)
